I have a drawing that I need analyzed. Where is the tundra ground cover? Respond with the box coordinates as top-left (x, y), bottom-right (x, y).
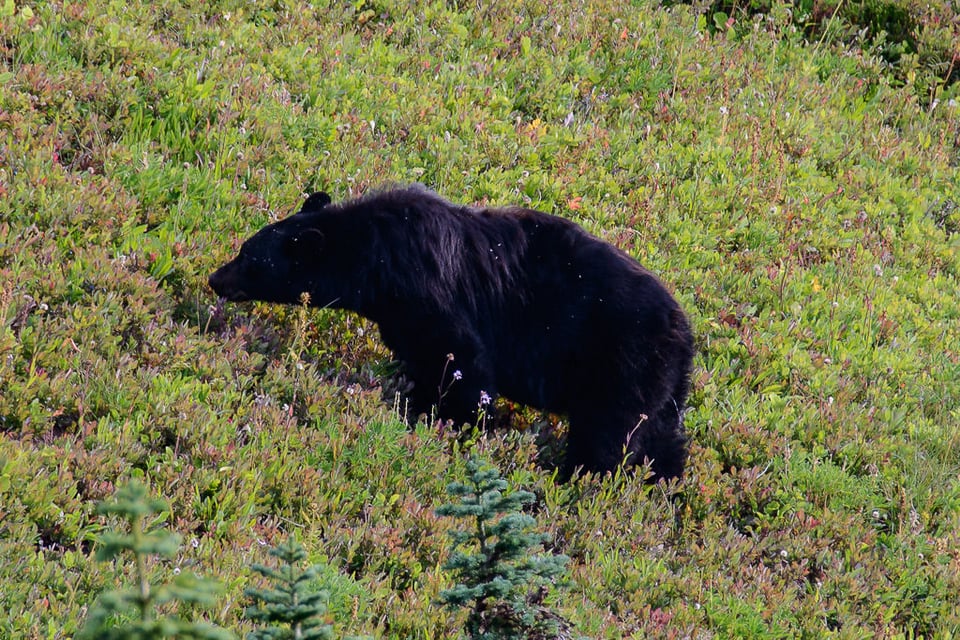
top-left (1, 0), bottom-right (959, 637)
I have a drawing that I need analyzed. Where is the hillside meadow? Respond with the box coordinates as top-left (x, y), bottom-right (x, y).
top-left (2, 0), bottom-right (959, 637)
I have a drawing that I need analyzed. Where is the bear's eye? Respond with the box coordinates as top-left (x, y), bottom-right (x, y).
top-left (282, 229), bottom-right (325, 260)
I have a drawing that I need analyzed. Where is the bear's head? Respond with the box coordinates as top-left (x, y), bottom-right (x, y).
top-left (208, 192), bottom-right (342, 307)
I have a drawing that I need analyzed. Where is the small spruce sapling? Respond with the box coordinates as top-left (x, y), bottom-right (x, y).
top-left (79, 480), bottom-right (235, 640)
top-left (436, 456), bottom-right (571, 640)
top-left (243, 538), bottom-right (335, 640)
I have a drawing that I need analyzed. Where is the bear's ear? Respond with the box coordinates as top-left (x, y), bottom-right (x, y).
top-left (301, 192), bottom-right (332, 212)
top-left (283, 228), bottom-right (326, 260)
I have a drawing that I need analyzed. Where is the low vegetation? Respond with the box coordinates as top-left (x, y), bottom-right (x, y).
top-left (1, 0), bottom-right (958, 637)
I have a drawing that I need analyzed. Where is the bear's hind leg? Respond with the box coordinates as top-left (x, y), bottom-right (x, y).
top-left (560, 411), bottom-right (632, 479)
top-left (628, 401), bottom-right (688, 482)
top-left (561, 405), bottom-right (687, 482)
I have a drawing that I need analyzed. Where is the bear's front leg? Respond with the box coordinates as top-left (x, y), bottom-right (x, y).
top-left (401, 349), bottom-right (496, 429)
top-left (436, 379), bottom-right (497, 427)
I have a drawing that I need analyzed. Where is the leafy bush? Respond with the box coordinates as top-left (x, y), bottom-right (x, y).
top-left (669, 0), bottom-right (959, 104)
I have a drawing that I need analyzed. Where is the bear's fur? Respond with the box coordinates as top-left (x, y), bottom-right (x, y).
top-left (209, 185), bottom-right (693, 481)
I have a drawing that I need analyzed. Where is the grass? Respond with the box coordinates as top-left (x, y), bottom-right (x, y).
top-left (1, 0), bottom-right (959, 637)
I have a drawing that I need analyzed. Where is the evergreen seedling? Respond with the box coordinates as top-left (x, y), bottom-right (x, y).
top-left (79, 480), bottom-right (235, 640)
top-left (244, 538), bottom-right (334, 640)
top-left (436, 457), bottom-right (571, 640)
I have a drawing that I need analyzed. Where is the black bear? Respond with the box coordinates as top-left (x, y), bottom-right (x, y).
top-left (209, 185), bottom-right (693, 481)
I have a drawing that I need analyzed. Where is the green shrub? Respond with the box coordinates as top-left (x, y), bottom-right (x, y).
top-left (243, 538), bottom-right (335, 640)
top-left (436, 456), bottom-right (571, 640)
top-left (78, 481), bottom-right (235, 640)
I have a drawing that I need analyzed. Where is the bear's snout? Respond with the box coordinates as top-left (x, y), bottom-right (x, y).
top-left (208, 268), bottom-right (225, 294)
top-left (208, 265), bottom-right (248, 301)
